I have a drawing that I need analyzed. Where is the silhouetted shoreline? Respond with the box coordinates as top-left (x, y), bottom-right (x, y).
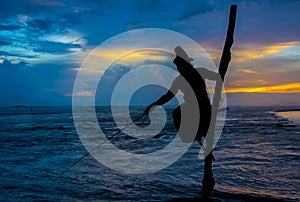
top-left (274, 108), bottom-right (300, 113)
top-left (171, 190), bottom-right (298, 202)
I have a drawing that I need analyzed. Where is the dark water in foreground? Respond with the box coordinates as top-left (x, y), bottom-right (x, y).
top-left (0, 106), bottom-right (299, 201)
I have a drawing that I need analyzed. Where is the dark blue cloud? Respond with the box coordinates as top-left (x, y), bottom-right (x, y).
top-left (0, 51), bottom-right (38, 59)
top-left (130, 0), bottom-right (214, 21)
top-left (32, 40), bottom-right (82, 54)
top-left (96, 65), bottom-right (131, 106)
top-left (0, 59), bottom-right (29, 69)
top-left (74, 0), bottom-right (217, 46)
top-left (27, 18), bottom-right (52, 32)
top-left (0, 59), bottom-right (32, 105)
top-left (0, 15), bottom-right (85, 63)
top-left (0, 24), bottom-right (22, 31)
top-left (0, 58), bottom-right (76, 105)
top-left (0, 0), bottom-right (93, 59)
top-left (0, 40), bottom-right (11, 46)
top-left (0, 0), bottom-right (66, 19)
top-left (96, 55), bottom-right (177, 106)
top-left (0, 0), bottom-right (218, 56)
top-left (0, 59), bottom-right (13, 68)
top-left (233, 1), bottom-right (300, 44)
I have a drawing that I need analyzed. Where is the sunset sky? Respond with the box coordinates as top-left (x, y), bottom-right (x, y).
top-left (0, 0), bottom-right (299, 106)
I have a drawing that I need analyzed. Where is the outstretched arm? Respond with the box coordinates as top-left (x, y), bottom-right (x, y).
top-left (144, 81), bottom-right (178, 115)
top-left (144, 90), bottom-right (175, 115)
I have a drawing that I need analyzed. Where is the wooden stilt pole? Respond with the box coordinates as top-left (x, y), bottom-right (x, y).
top-left (201, 4), bottom-right (237, 198)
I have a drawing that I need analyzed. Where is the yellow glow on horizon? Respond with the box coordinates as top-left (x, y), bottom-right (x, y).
top-left (225, 82), bottom-right (300, 93)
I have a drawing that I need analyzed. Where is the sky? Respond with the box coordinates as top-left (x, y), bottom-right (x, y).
top-left (0, 0), bottom-right (299, 106)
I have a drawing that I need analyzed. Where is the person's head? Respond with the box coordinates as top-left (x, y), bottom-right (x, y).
top-left (173, 46), bottom-right (194, 73)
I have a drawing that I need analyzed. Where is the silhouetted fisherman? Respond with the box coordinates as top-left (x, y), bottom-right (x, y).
top-left (144, 46), bottom-right (218, 143)
top-left (144, 46), bottom-right (219, 194)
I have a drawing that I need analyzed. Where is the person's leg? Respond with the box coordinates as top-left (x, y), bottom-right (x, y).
top-left (195, 104), bottom-right (211, 142)
top-left (196, 105), bottom-right (215, 198)
top-left (172, 106), bottom-right (181, 131)
top-left (202, 152), bottom-right (215, 198)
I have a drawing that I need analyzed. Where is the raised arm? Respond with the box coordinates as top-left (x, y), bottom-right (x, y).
top-left (196, 67), bottom-right (221, 81)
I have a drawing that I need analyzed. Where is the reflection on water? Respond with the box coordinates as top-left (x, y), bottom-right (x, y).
top-left (276, 111), bottom-right (300, 125)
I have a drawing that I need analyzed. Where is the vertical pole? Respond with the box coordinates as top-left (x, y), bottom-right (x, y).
top-left (201, 4), bottom-right (237, 198)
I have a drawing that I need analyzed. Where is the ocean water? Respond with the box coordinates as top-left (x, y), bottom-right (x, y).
top-left (0, 106), bottom-right (299, 201)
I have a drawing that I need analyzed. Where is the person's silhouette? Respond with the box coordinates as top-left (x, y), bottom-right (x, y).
top-left (144, 46), bottom-right (219, 144)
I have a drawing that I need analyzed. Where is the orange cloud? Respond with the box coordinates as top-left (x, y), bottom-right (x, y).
top-left (66, 91), bottom-right (93, 96)
top-left (229, 79), bottom-right (268, 87)
top-left (240, 69), bottom-right (257, 74)
top-left (233, 41), bottom-right (299, 63)
top-left (225, 82), bottom-right (300, 93)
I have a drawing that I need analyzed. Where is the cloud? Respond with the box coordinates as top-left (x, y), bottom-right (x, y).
top-left (27, 18), bottom-right (52, 31)
top-left (94, 54), bottom-right (177, 106)
top-left (0, 50), bottom-right (38, 59)
top-left (0, 59), bottom-right (29, 68)
top-left (96, 65), bottom-right (131, 105)
top-left (0, 0), bottom-right (66, 20)
top-left (240, 69), bottom-right (256, 74)
top-left (229, 79), bottom-right (268, 87)
top-left (132, 0), bottom-right (215, 22)
top-left (88, 49), bottom-right (171, 68)
top-left (32, 40), bottom-right (82, 54)
top-left (231, 1), bottom-right (300, 44)
top-left (0, 59), bottom-right (32, 105)
top-left (66, 90), bottom-right (93, 97)
top-left (30, 0), bottom-right (65, 7)
top-left (233, 41), bottom-right (299, 63)
top-left (0, 24), bottom-right (22, 31)
top-left (0, 59), bottom-right (77, 105)
top-left (0, 59), bottom-right (13, 68)
top-left (225, 54), bottom-right (300, 87)
top-left (0, 11), bottom-right (85, 64)
top-left (0, 40), bottom-right (11, 46)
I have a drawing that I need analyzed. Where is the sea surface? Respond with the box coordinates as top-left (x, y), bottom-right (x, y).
top-left (0, 106), bottom-right (299, 201)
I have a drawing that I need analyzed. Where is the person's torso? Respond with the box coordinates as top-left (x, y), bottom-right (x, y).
top-left (174, 69), bottom-right (210, 105)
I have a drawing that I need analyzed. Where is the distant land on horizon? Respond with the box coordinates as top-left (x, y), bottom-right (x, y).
top-left (4, 104), bottom-right (300, 109)
top-left (1, 91), bottom-right (299, 107)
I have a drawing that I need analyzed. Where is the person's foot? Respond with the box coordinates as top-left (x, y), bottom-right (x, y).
top-left (201, 177), bottom-right (215, 198)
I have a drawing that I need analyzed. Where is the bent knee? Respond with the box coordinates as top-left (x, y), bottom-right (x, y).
top-left (172, 107), bottom-right (181, 118)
